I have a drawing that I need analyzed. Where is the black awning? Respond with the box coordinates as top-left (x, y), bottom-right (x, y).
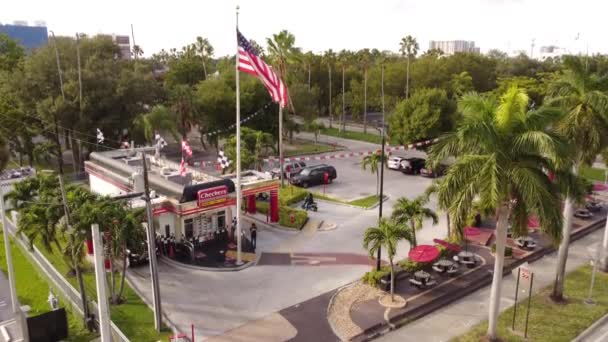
top-left (180, 178), bottom-right (236, 203)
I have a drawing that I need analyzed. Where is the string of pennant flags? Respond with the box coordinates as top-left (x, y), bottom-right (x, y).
top-left (200, 102), bottom-right (273, 139)
top-left (262, 138), bottom-right (440, 163)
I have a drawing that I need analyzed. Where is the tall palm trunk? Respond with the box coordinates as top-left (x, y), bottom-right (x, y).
top-left (376, 169), bottom-right (379, 196)
top-left (446, 213), bottom-right (451, 237)
top-left (363, 69), bottom-right (367, 134)
top-left (487, 203), bottom-right (509, 339)
top-left (202, 60), bottom-right (207, 80)
top-left (552, 165), bottom-right (579, 300)
top-left (341, 66), bottom-right (345, 133)
top-left (308, 64), bottom-right (311, 91)
top-left (328, 66), bottom-right (332, 129)
top-left (52, 118), bottom-right (64, 175)
top-left (411, 219), bottom-right (417, 247)
top-left (389, 258), bottom-right (395, 302)
top-left (406, 56), bottom-right (411, 99)
top-left (601, 213), bottom-right (608, 271)
top-left (118, 244), bottom-right (128, 301)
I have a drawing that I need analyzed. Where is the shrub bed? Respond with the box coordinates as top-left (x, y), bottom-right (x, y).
top-left (362, 266), bottom-right (391, 287)
top-left (256, 201), bottom-right (308, 229)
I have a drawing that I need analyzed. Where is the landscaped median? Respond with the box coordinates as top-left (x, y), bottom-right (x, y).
top-left (0, 228), bottom-right (97, 341)
top-left (319, 127), bottom-right (382, 144)
top-left (454, 265), bottom-right (608, 342)
top-left (315, 192), bottom-right (384, 209)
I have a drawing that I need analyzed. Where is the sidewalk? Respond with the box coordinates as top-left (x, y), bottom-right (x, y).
top-left (377, 226), bottom-right (607, 342)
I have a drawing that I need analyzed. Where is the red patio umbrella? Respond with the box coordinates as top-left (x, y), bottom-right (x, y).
top-left (433, 238), bottom-right (462, 253)
top-left (593, 183), bottom-right (608, 192)
top-left (409, 245), bottom-right (440, 263)
top-left (464, 227), bottom-right (481, 237)
top-left (527, 216), bottom-right (540, 228)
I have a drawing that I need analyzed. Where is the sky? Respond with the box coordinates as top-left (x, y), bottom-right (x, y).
top-left (2, 0), bottom-right (605, 57)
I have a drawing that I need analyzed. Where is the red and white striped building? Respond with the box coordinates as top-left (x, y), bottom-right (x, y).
top-left (84, 148), bottom-right (279, 243)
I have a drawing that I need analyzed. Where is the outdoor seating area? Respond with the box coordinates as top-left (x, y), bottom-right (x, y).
top-left (409, 270), bottom-right (437, 288)
top-left (515, 236), bottom-right (537, 250)
top-left (574, 208), bottom-right (594, 219)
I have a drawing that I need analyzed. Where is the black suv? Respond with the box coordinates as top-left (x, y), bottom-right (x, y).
top-left (400, 158), bottom-right (426, 175)
top-left (420, 164), bottom-right (448, 178)
top-left (290, 164), bottom-right (337, 188)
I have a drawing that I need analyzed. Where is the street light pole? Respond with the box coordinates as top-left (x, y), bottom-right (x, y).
top-left (376, 64), bottom-right (386, 271)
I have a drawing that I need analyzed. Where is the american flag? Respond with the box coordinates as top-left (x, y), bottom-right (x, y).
top-left (237, 30), bottom-right (288, 108)
top-left (181, 140), bottom-right (193, 157)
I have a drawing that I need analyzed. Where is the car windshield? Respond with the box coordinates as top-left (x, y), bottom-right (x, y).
top-left (300, 169), bottom-right (311, 176)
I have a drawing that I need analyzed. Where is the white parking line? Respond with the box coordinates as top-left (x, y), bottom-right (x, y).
top-left (0, 300), bottom-right (7, 307)
top-left (0, 324), bottom-right (11, 342)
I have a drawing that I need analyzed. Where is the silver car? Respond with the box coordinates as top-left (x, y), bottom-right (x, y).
top-left (387, 156), bottom-right (405, 170)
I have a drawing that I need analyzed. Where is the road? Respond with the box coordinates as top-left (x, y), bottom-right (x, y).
top-left (129, 132), bottom-right (449, 339)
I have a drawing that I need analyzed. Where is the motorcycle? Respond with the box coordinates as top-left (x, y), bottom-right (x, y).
top-left (301, 201), bottom-right (318, 212)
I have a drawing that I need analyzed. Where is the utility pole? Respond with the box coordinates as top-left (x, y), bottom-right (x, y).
top-left (530, 38), bottom-right (535, 59)
top-left (91, 224), bottom-right (112, 342)
top-left (141, 153), bottom-right (162, 332)
top-left (49, 31), bottom-right (66, 176)
top-left (58, 175), bottom-right (91, 329)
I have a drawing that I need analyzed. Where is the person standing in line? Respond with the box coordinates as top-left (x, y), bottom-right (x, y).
top-left (250, 223), bottom-right (258, 250)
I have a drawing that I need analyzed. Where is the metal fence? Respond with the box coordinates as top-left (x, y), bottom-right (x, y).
top-left (5, 217), bottom-right (130, 342)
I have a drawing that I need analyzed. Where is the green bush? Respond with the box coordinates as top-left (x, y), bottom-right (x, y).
top-left (279, 185), bottom-right (308, 206)
top-left (362, 266), bottom-right (391, 287)
top-left (255, 201), bottom-right (308, 229)
top-left (491, 244), bottom-right (513, 257)
top-left (397, 259), bottom-right (425, 273)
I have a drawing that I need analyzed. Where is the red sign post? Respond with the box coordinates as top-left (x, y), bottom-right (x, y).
top-left (323, 172), bottom-right (329, 194)
top-left (290, 213), bottom-right (295, 225)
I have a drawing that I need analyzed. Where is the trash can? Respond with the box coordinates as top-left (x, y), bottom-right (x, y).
top-left (380, 275), bottom-right (391, 291)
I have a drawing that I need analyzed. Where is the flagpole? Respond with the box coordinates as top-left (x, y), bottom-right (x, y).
top-left (235, 5), bottom-right (243, 265)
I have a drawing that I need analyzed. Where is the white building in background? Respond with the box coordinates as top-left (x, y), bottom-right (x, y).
top-left (112, 35), bottom-right (131, 60)
top-left (428, 40), bottom-right (480, 55)
top-left (539, 45), bottom-right (567, 61)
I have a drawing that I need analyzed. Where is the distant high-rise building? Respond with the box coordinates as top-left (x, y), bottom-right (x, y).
top-left (113, 34), bottom-right (132, 60)
top-left (539, 45), bottom-right (566, 61)
top-left (428, 40), bottom-right (480, 55)
top-left (0, 21), bottom-right (48, 51)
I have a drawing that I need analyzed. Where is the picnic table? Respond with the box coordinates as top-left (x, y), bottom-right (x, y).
top-left (515, 236), bottom-right (537, 249)
top-left (410, 270), bottom-right (436, 287)
top-left (454, 251), bottom-right (476, 267)
top-left (433, 259), bottom-right (459, 275)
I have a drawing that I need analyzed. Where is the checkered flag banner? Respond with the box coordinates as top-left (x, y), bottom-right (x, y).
top-left (96, 128), bottom-right (104, 144)
top-left (155, 133), bottom-right (167, 149)
top-left (217, 150), bottom-right (231, 170)
top-left (181, 140), bottom-right (193, 157)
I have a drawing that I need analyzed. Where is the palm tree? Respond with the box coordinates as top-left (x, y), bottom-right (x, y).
top-left (361, 152), bottom-right (385, 196)
top-left (546, 56), bottom-right (608, 299)
top-left (132, 45), bottom-right (144, 59)
top-left (323, 49), bottom-right (336, 128)
top-left (391, 195), bottom-right (438, 248)
top-left (134, 105), bottom-right (180, 143)
top-left (337, 50), bottom-right (351, 133)
top-left (399, 35), bottom-right (419, 99)
top-left (358, 49), bottom-right (372, 133)
top-left (266, 30), bottom-right (301, 114)
top-left (363, 218), bottom-right (409, 302)
top-left (254, 131), bottom-right (274, 171)
top-left (428, 86), bottom-right (577, 340)
top-left (195, 36), bottom-right (214, 80)
top-left (170, 84), bottom-right (198, 140)
top-left (302, 51), bottom-right (315, 91)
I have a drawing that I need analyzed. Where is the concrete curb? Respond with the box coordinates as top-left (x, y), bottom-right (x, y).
top-left (572, 312), bottom-right (608, 342)
top-left (158, 253), bottom-right (260, 272)
top-left (326, 281), bottom-right (359, 341)
top-left (245, 214), bottom-right (302, 233)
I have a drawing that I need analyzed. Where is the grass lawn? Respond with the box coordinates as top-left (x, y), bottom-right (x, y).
top-left (453, 265), bottom-right (608, 342)
top-left (33, 238), bottom-right (171, 341)
top-left (581, 165), bottom-right (606, 182)
top-left (314, 192), bottom-right (381, 208)
top-left (319, 127), bottom-right (382, 144)
top-left (0, 228), bottom-right (97, 342)
top-left (284, 142), bottom-right (337, 157)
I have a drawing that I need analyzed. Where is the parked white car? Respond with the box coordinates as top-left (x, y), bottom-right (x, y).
top-left (387, 156), bottom-right (405, 170)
